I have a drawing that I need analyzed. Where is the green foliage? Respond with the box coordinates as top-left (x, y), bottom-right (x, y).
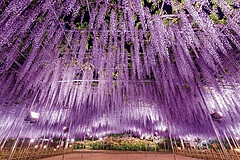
top-left (147, 31), bottom-right (151, 42)
top-left (209, 13), bottom-right (227, 24)
top-left (155, 10), bottom-right (160, 14)
top-left (192, 21), bottom-right (198, 28)
top-left (74, 138), bottom-right (159, 151)
top-left (211, 0), bottom-right (217, 6)
top-left (41, 32), bottom-right (48, 45)
top-left (172, 18), bottom-right (180, 24)
top-left (110, 0), bottom-right (118, 4)
top-left (76, 22), bottom-right (89, 30)
top-left (194, 2), bottom-right (201, 7)
top-left (113, 71), bottom-right (118, 80)
top-left (150, 4), bottom-right (157, 12)
top-left (36, 15), bottom-right (45, 22)
top-left (74, 143), bottom-right (84, 149)
top-left (29, 0), bottom-right (39, 8)
top-left (209, 13), bottom-right (219, 22)
top-left (108, 133), bottom-right (125, 137)
top-left (92, 81), bottom-right (99, 87)
top-left (74, 136), bottom-right (164, 152)
top-left (163, 19), bottom-right (169, 27)
top-left (136, 22), bottom-right (142, 29)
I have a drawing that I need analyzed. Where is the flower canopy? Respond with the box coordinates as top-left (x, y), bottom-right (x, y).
top-left (0, 0), bottom-right (239, 139)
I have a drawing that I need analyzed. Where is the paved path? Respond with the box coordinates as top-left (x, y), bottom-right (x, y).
top-left (40, 151), bottom-right (200, 160)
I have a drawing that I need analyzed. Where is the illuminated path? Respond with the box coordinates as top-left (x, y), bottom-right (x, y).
top-left (40, 151), bottom-right (200, 160)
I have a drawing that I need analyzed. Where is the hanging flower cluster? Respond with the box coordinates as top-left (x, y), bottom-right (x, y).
top-left (0, 0), bottom-right (239, 139)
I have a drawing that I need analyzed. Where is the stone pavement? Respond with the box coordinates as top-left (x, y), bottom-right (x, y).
top-left (40, 150), bottom-right (201, 160)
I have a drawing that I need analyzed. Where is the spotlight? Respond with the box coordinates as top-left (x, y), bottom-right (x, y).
top-left (34, 145), bottom-right (38, 148)
top-left (63, 126), bottom-right (69, 133)
top-left (211, 111), bottom-right (223, 123)
top-left (30, 139), bottom-right (34, 143)
top-left (43, 145), bottom-right (47, 149)
top-left (24, 111), bottom-right (40, 124)
top-left (99, 137), bottom-right (103, 141)
top-left (234, 148), bottom-right (240, 153)
top-left (186, 136), bottom-right (192, 141)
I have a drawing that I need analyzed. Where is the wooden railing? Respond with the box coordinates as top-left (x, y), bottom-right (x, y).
top-left (175, 148), bottom-right (240, 160)
top-left (0, 148), bottom-right (73, 160)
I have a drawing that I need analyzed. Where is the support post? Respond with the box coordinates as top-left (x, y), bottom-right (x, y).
top-left (81, 136), bottom-right (85, 159)
top-left (197, 85), bottom-right (230, 160)
top-left (164, 138), bottom-right (166, 152)
top-left (91, 136), bottom-right (94, 155)
top-left (209, 111), bottom-right (230, 160)
top-left (23, 139), bottom-right (32, 160)
top-left (181, 138), bottom-right (185, 149)
top-left (7, 126), bottom-right (23, 160)
top-left (145, 141), bottom-right (148, 157)
top-left (169, 133), bottom-right (176, 160)
top-left (155, 142), bottom-right (157, 158)
top-left (223, 131), bottom-right (233, 150)
top-left (62, 131), bottom-right (69, 160)
top-left (46, 138), bottom-right (50, 147)
top-left (231, 136), bottom-right (238, 148)
top-left (1, 118), bottom-right (17, 150)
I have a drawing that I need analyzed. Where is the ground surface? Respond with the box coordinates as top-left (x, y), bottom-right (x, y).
top-left (40, 150), bottom-right (201, 160)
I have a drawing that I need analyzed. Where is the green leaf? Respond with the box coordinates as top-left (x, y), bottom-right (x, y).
top-left (163, 19), bottom-right (169, 27)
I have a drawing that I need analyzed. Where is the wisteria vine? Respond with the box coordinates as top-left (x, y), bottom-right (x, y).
top-left (0, 0), bottom-right (239, 139)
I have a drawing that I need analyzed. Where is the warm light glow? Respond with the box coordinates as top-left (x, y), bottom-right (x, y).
top-left (57, 145), bottom-right (59, 148)
top-left (30, 111), bottom-right (40, 119)
top-left (43, 145), bottom-right (47, 149)
top-left (30, 139), bottom-right (34, 143)
top-left (34, 145), bottom-right (38, 148)
top-left (234, 148), bottom-right (240, 153)
top-left (162, 127), bottom-right (167, 131)
top-left (69, 145), bottom-right (72, 147)
top-left (54, 149), bottom-right (56, 151)
top-left (217, 112), bottom-right (223, 117)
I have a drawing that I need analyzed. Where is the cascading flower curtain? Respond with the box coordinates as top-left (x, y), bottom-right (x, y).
top-left (0, 0), bottom-right (239, 138)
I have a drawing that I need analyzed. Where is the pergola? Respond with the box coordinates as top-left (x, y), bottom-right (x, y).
top-left (0, 0), bottom-right (239, 141)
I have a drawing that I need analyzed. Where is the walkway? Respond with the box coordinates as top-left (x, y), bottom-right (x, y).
top-left (40, 150), bottom-right (201, 160)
